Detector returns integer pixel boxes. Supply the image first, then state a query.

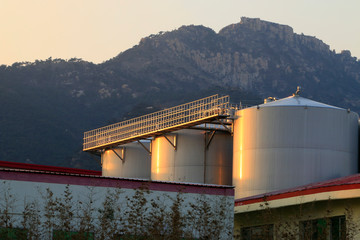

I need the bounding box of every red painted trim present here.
[0,169,234,196]
[235,184,360,206]
[0,160,101,176]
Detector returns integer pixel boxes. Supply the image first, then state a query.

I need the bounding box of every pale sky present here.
[1,0,359,66]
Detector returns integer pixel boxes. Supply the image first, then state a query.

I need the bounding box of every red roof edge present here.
[235,174,360,207]
[0,160,102,176]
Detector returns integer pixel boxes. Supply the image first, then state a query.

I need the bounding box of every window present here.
[241,224,274,240]
[53,230,94,240]
[331,216,346,240]
[300,216,345,240]
[0,228,27,239]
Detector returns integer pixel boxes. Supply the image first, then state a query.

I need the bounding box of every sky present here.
[1,0,359,66]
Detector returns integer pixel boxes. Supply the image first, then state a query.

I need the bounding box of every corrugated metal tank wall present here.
[151,129,232,185]
[102,141,151,179]
[233,96,359,199]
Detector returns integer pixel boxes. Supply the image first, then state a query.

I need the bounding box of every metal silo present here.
[205,131,233,185]
[102,141,151,179]
[151,129,232,185]
[233,94,359,199]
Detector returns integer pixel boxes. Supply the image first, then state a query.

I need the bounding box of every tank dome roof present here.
[258,95,343,109]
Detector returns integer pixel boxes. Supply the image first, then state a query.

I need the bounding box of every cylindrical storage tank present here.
[205,131,233,185]
[151,129,232,185]
[233,95,359,199]
[102,141,151,179]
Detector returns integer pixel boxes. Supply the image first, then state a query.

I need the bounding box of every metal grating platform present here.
[83,95,230,152]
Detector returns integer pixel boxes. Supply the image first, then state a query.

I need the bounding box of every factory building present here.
[0,161,234,239]
[1,90,360,239]
[234,174,360,239]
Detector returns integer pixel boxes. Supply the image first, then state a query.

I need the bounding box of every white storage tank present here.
[151,129,232,185]
[205,131,233,185]
[233,94,359,199]
[102,141,151,179]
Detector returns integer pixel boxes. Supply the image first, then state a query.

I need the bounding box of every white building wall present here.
[0,169,234,239]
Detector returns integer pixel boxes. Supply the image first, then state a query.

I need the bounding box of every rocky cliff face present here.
[104,17,360,109]
[1,17,359,169]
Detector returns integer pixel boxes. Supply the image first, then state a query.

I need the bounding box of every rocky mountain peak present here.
[240,17,294,36]
[219,17,330,54]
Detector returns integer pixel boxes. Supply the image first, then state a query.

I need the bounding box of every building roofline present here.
[0,160,102,176]
[234,174,360,213]
[0,168,234,196]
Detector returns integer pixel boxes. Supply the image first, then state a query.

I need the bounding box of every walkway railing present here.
[83,95,230,151]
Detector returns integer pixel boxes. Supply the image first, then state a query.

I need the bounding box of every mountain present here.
[1,17,359,170]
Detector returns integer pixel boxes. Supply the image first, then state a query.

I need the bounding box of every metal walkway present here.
[83,95,230,152]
